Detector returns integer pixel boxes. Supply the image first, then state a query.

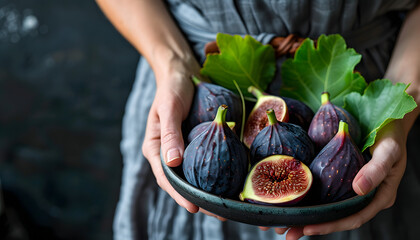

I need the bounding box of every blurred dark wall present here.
[0,0,139,239]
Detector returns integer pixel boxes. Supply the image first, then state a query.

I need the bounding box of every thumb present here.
[160,105,186,167]
[353,136,401,195]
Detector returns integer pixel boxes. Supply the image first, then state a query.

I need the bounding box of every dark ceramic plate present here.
[162,158,376,227]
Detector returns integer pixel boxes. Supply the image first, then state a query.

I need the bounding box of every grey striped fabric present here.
[113,0,420,239]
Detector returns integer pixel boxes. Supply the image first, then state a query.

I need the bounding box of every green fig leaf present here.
[344,79,417,151]
[280,34,367,112]
[200,33,276,98]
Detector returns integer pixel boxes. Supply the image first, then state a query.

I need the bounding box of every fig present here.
[187,121,236,143]
[308,92,361,150]
[183,76,243,133]
[250,109,315,166]
[182,105,248,197]
[309,121,366,203]
[282,96,314,131]
[243,86,289,148]
[239,155,312,206]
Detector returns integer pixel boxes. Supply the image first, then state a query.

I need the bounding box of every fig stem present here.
[248,86,265,99]
[214,105,228,124]
[226,121,236,130]
[266,109,278,125]
[321,92,330,105]
[338,121,349,134]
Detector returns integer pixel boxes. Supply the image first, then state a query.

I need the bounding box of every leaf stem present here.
[233,80,246,142]
[191,75,201,86]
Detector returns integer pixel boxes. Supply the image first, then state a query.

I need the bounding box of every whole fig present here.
[187,121,236,143]
[183,105,248,197]
[309,121,366,204]
[308,92,361,150]
[250,109,315,166]
[282,96,314,131]
[183,76,243,133]
[239,155,312,206]
[243,86,289,148]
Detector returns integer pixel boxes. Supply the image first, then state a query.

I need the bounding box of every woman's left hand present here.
[269,119,407,239]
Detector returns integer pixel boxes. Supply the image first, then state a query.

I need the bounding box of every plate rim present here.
[161,157,376,226]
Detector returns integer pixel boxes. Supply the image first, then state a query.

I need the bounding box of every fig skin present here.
[183,76,243,134]
[308,92,361,150]
[183,105,248,198]
[250,109,315,166]
[239,155,313,206]
[282,96,314,131]
[187,121,236,143]
[243,86,289,148]
[309,121,366,204]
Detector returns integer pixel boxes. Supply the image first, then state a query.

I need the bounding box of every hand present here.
[141,57,230,222]
[271,120,407,239]
[142,55,200,213]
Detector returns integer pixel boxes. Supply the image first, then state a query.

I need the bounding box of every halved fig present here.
[309,121,366,203]
[239,155,312,206]
[308,92,361,150]
[250,109,314,165]
[243,86,289,148]
[183,105,248,198]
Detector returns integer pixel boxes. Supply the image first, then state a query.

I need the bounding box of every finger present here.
[258,226,270,231]
[159,99,186,167]
[148,149,199,213]
[274,227,289,235]
[143,110,199,214]
[303,159,404,236]
[353,135,402,195]
[286,227,304,240]
[199,208,227,221]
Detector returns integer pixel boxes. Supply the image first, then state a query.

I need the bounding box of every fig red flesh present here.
[243,86,288,148]
[240,155,312,206]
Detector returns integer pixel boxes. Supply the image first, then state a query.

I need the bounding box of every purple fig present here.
[308,92,361,150]
[282,97,314,131]
[183,105,248,197]
[187,121,236,143]
[243,86,289,148]
[309,121,366,203]
[250,109,315,166]
[183,76,243,133]
[239,155,313,206]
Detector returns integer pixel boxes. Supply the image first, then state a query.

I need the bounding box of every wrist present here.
[151,46,200,85]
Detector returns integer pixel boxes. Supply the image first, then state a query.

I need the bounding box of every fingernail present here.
[304,230,321,236]
[167,148,181,164]
[356,176,372,195]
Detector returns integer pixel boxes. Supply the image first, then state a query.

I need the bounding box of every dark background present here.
[0,0,139,239]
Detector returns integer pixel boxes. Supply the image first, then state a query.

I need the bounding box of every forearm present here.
[385,3,420,134]
[95,0,196,84]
